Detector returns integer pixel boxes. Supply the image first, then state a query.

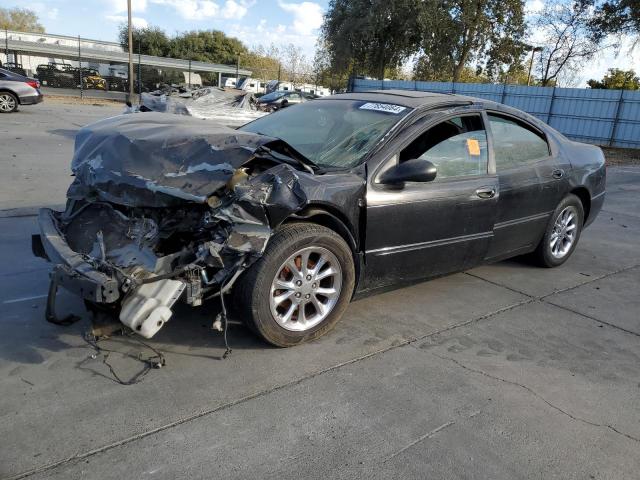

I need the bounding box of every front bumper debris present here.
[33,208,120,304]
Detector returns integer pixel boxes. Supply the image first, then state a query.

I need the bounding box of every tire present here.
[534,193,584,267]
[0,91,18,113]
[234,222,355,347]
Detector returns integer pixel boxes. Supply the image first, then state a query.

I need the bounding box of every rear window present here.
[488,114,550,169]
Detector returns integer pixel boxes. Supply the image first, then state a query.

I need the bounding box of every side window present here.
[488,114,549,170]
[400,115,488,180]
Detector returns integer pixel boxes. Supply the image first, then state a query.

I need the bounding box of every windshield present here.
[240,99,411,168]
[260,91,286,102]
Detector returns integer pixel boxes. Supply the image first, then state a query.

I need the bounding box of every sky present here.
[6,0,640,86]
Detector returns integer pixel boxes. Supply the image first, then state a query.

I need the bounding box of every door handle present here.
[476,187,496,199]
[552,169,565,179]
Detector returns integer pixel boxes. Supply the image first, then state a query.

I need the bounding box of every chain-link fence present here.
[1,29,251,101]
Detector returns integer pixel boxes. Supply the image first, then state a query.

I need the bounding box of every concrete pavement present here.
[0,103,638,479]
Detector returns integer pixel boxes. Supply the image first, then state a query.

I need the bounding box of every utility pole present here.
[138,36,142,101]
[4,28,8,64]
[236,54,240,86]
[127,0,134,101]
[78,36,83,100]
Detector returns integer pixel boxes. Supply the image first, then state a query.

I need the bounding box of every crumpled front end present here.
[34,113,310,338]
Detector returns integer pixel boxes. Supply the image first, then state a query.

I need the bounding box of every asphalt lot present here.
[1,102,639,479]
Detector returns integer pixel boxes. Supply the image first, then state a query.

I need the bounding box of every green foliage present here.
[242,44,281,82]
[322,0,422,78]
[168,30,247,64]
[119,26,171,57]
[118,26,247,64]
[416,0,526,82]
[321,0,526,83]
[590,0,640,40]
[0,7,44,33]
[587,68,640,89]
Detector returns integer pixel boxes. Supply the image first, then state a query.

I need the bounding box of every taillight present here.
[26,80,40,89]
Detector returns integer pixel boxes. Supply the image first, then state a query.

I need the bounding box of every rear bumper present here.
[585,190,605,228]
[19,92,44,105]
[32,208,120,303]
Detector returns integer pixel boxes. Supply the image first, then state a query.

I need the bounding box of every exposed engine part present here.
[119,279,186,338]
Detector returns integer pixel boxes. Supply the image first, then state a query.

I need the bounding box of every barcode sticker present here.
[359,103,407,114]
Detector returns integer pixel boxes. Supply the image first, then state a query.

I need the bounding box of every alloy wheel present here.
[269,246,342,332]
[550,206,578,259]
[0,93,16,112]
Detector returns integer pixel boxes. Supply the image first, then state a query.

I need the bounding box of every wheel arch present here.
[0,88,20,104]
[283,205,362,292]
[570,186,591,223]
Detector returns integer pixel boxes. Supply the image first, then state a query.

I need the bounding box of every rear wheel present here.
[0,92,18,113]
[234,222,355,347]
[534,194,584,267]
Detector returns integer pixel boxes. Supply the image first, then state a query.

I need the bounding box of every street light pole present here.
[527,47,543,86]
[127,0,134,101]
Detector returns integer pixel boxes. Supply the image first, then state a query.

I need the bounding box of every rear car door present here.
[364,112,499,290]
[484,112,570,261]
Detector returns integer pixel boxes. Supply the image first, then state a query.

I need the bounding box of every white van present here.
[221,77,237,88]
[237,77,264,93]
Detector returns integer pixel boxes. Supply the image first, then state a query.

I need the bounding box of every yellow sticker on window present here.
[467,138,481,156]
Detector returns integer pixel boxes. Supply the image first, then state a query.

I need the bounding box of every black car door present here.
[484,112,571,261]
[364,111,499,290]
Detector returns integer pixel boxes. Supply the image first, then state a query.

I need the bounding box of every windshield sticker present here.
[359,103,407,114]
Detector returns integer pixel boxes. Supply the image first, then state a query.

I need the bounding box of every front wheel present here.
[234,222,355,347]
[534,194,584,267]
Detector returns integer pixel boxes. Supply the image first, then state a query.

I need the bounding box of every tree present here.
[169,30,247,64]
[118,25,171,57]
[311,41,350,92]
[0,7,44,33]
[279,43,311,86]
[587,68,640,89]
[533,0,603,86]
[242,44,281,85]
[322,0,422,79]
[415,0,526,82]
[590,0,640,43]
[117,26,248,65]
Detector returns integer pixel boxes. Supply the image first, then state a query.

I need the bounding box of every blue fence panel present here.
[351,78,640,149]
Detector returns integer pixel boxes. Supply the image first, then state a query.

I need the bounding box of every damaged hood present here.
[68,112,276,207]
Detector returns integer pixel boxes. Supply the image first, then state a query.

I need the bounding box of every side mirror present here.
[379,159,437,185]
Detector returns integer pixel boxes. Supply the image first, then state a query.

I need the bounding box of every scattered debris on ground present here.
[602,147,640,166]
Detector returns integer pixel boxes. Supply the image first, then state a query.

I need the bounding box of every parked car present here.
[77,68,107,90]
[256,90,308,111]
[104,75,128,92]
[35,63,75,88]
[33,90,605,346]
[0,67,43,113]
[0,61,27,76]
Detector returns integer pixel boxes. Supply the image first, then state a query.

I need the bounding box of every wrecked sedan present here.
[33,90,606,347]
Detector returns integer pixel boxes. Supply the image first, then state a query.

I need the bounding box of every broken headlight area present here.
[35,113,310,339]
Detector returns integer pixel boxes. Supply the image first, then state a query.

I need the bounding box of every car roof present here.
[0,67,26,79]
[323,89,478,108]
